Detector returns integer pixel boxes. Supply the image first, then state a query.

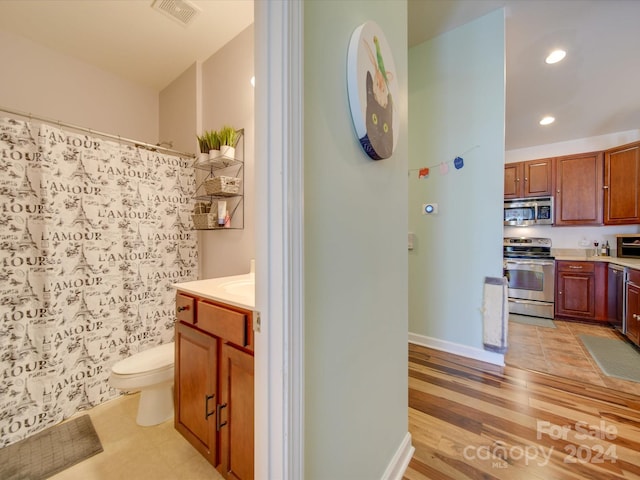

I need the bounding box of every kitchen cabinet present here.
[555,261,607,322]
[625,268,640,346]
[604,141,640,225]
[175,292,254,479]
[504,158,554,199]
[554,151,604,226]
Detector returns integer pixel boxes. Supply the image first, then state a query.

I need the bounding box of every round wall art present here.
[347,21,399,160]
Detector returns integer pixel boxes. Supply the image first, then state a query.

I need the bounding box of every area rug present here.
[0,414,103,480]
[579,334,640,383]
[509,314,556,329]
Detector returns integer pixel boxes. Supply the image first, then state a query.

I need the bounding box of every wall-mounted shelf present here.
[192,129,244,230]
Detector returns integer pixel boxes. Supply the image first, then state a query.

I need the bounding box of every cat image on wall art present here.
[347,21,399,160]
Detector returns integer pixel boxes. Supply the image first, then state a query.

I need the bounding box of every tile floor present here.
[506,317,640,396]
[49,393,223,480]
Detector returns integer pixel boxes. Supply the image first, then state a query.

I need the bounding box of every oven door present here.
[504,259,555,319]
[503,259,555,302]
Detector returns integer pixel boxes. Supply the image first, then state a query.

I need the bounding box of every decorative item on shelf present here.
[191,200,217,229]
[218,125,239,159]
[196,133,210,165]
[205,129,221,160]
[204,176,242,196]
[194,201,211,214]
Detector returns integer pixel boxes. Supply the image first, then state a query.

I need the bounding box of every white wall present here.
[504,129,640,251]
[408,10,505,362]
[304,2,409,478]
[198,25,255,279]
[0,29,158,142]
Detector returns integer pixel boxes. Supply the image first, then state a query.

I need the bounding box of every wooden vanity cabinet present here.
[555,261,607,322]
[175,292,254,480]
[504,158,554,199]
[604,141,640,225]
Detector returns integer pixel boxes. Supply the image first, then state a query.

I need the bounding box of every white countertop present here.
[173,273,255,310]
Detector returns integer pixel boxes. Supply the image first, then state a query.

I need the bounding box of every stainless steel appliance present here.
[504,196,554,226]
[503,237,555,319]
[607,263,626,333]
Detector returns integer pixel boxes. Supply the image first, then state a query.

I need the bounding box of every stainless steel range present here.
[503,237,555,319]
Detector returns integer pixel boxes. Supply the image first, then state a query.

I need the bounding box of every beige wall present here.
[159,63,198,155]
[0,29,158,142]
[198,25,255,278]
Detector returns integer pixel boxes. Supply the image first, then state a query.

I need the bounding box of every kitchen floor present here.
[506,317,640,396]
[49,393,223,480]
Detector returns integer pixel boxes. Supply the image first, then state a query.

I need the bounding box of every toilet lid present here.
[112,342,174,375]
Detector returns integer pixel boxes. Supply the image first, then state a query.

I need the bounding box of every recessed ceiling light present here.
[545,49,566,64]
[539,116,555,126]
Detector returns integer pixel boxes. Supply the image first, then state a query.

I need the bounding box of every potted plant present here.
[196,133,210,164]
[218,125,238,159]
[205,129,221,160]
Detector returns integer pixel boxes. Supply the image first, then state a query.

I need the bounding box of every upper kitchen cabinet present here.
[604,141,640,225]
[554,151,604,226]
[504,158,554,199]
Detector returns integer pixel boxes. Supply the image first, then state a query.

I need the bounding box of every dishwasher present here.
[607,263,626,333]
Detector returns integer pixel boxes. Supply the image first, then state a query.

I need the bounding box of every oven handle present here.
[504,260,555,267]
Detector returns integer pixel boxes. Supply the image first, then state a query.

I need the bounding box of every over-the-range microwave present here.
[504,196,554,226]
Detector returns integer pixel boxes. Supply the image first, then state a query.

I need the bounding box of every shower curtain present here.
[0,116,198,446]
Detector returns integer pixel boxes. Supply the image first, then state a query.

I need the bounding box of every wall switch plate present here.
[422,203,438,215]
[408,232,415,250]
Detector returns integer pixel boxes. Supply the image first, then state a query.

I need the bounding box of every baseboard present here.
[409,332,505,366]
[381,432,415,480]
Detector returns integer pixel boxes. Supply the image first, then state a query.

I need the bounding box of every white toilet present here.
[109,342,175,426]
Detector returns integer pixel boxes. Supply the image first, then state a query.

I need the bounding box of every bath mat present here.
[0,414,103,480]
[509,314,556,329]
[579,334,640,383]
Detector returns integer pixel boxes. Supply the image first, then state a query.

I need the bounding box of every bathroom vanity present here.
[173,274,255,480]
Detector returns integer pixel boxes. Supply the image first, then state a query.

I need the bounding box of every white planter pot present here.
[196,152,209,165]
[220,145,235,159]
[209,149,221,160]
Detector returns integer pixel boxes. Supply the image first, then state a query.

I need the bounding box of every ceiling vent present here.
[151,0,201,26]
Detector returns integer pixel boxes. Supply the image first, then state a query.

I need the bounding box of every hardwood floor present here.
[405,343,640,479]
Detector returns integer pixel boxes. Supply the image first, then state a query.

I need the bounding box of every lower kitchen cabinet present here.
[626,269,640,346]
[175,293,254,480]
[555,261,607,322]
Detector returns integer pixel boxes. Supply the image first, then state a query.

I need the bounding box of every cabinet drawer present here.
[176,294,195,324]
[557,261,595,273]
[628,268,640,286]
[198,301,247,347]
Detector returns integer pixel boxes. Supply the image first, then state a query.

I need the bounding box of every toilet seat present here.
[111,342,174,376]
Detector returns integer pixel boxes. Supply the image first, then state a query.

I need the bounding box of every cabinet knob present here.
[603,185,609,189]
[559,291,563,295]
[557,189,561,193]
[177,305,190,312]
[524,177,528,182]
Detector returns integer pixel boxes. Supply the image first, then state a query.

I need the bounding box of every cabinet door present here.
[556,262,595,319]
[523,158,553,197]
[219,344,254,480]
[555,152,604,226]
[504,162,523,199]
[175,322,218,467]
[626,277,640,346]
[604,142,640,225]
